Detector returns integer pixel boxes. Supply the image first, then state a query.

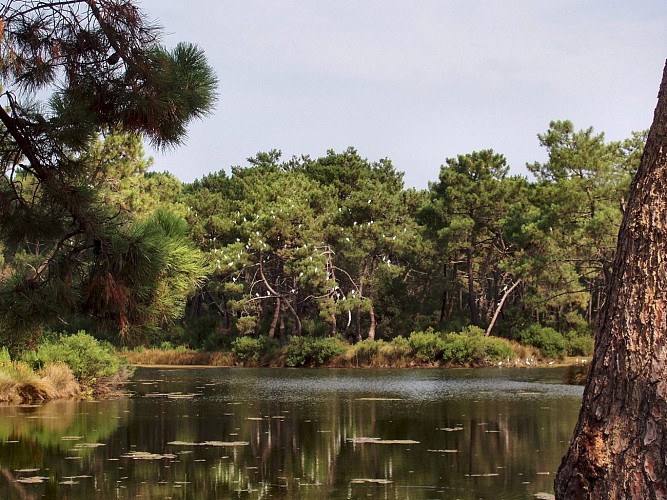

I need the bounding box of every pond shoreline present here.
[122,348,590,370]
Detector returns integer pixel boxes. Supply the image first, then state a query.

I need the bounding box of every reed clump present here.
[122,348,231,366]
[0,360,80,404]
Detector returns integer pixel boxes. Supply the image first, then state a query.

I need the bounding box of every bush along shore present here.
[0,332,133,404]
[123,325,592,370]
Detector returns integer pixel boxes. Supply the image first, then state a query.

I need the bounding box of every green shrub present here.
[441,327,514,365]
[459,325,486,337]
[231,336,262,363]
[353,338,380,364]
[408,328,445,362]
[375,336,411,364]
[231,336,280,365]
[566,334,594,356]
[0,348,11,367]
[284,336,347,367]
[389,336,411,354]
[21,331,123,385]
[517,325,567,359]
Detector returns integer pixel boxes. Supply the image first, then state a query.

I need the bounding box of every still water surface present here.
[0,367,582,499]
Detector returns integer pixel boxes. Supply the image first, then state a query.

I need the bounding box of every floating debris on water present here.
[350,478,393,484]
[427,449,459,453]
[61,436,83,440]
[356,398,403,401]
[167,441,249,447]
[465,473,500,477]
[16,476,49,484]
[74,443,106,449]
[144,392,200,399]
[438,427,464,432]
[347,437,419,445]
[120,451,177,460]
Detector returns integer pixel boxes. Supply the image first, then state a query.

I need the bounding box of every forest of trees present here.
[1,121,646,352]
[0,0,646,356]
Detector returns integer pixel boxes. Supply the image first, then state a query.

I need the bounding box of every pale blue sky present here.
[139,1,667,189]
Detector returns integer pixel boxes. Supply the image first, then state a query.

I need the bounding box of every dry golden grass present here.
[122,349,234,367]
[0,362,85,404]
[40,363,80,399]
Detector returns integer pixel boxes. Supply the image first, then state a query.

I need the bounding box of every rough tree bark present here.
[555,60,667,498]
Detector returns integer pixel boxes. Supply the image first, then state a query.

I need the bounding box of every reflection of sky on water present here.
[181,367,584,404]
[0,367,581,499]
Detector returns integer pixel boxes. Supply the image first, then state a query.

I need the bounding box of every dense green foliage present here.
[0,331,130,403]
[283,337,348,367]
[0,3,645,361]
[21,331,124,385]
[0,1,216,349]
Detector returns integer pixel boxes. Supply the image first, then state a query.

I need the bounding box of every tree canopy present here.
[0,0,217,348]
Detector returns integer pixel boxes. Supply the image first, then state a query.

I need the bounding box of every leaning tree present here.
[0,1,217,345]
[555,60,667,497]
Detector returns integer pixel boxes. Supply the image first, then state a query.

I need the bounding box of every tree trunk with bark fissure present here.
[555,60,667,498]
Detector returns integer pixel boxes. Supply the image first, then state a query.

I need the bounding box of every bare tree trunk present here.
[439,263,448,323]
[466,247,480,326]
[331,312,337,337]
[268,298,280,339]
[555,60,667,499]
[279,302,286,340]
[368,301,376,341]
[485,279,521,337]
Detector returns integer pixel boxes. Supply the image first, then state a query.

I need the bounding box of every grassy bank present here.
[124,326,588,369]
[0,332,132,404]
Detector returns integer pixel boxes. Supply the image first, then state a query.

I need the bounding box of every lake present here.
[0,367,582,499]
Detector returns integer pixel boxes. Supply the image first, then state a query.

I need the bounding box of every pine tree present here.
[555,60,667,498]
[0,0,216,347]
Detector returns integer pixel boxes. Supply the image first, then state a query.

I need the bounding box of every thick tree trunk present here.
[555,60,667,498]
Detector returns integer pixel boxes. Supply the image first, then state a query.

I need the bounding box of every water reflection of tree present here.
[0,370,581,499]
[0,398,130,498]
